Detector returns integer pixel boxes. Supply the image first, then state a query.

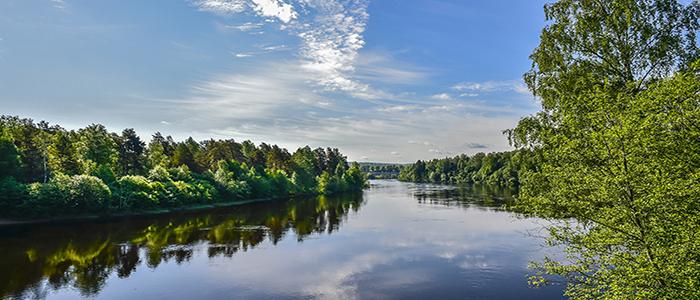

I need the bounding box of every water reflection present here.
[0,194,364,299]
[407,182,517,209]
[0,180,563,300]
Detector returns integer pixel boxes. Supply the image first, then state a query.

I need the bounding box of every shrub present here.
[148,165,171,182]
[24,175,111,215]
[25,182,68,216]
[63,175,112,213]
[0,177,27,215]
[114,175,158,210]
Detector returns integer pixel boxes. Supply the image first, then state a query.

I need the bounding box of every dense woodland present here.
[0,116,366,218]
[398,150,533,187]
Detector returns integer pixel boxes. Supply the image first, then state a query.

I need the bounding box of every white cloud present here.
[250,0,297,23]
[452,80,529,95]
[195,0,380,100]
[194,0,247,14]
[378,105,418,112]
[262,44,288,51]
[195,0,296,23]
[234,52,253,58]
[354,51,429,85]
[50,0,67,10]
[228,22,264,31]
[459,93,479,97]
[296,1,373,98]
[430,93,452,101]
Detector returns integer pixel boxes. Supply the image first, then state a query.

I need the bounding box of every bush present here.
[63,175,112,213]
[25,182,68,215]
[89,164,117,186]
[24,175,111,215]
[342,165,366,191]
[148,165,171,182]
[267,169,291,197]
[214,160,252,200]
[114,176,158,209]
[0,177,27,215]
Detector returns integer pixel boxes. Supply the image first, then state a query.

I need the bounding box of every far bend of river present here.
[0,180,565,300]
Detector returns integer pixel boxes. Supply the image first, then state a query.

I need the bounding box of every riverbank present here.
[0,192,345,227]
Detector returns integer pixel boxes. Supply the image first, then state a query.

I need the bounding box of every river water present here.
[0,180,564,299]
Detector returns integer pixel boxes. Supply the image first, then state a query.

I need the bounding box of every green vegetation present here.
[398,150,533,188]
[0,116,367,219]
[508,0,700,299]
[358,162,404,179]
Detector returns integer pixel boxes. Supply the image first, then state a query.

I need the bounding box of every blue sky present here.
[0,0,549,162]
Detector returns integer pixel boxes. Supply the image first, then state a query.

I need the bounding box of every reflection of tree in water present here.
[412,184,516,209]
[0,193,364,299]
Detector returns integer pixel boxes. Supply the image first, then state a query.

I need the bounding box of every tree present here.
[0,116,51,182]
[172,138,202,172]
[146,132,175,168]
[117,128,146,175]
[77,124,118,172]
[200,139,243,171]
[0,115,367,218]
[0,134,21,179]
[509,1,700,298]
[48,130,81,176]
[291,146,318,192]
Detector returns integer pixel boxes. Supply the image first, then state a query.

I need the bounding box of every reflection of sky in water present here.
[14,180,563,300]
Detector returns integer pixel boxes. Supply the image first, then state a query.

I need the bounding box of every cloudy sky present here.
[0,0,547,163]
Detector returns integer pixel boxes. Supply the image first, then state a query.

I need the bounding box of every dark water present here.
[0,180,564,300]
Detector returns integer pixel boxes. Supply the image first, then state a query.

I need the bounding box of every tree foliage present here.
[0,117,367,218]
[510,0,700,298]
[398,151,532,188]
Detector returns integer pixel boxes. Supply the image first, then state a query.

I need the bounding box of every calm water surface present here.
[0,180,564,299]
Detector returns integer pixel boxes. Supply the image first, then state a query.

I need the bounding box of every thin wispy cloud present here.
[261,44,287,51]
[194,0,247,14]
[431,93,452,100]
[194,0,384,100]
[50,0,67,10]
[452,80,530,95]
[355,52,430,85]
[226,22,264,31]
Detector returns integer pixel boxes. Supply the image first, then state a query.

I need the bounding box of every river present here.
[0,180,564,299]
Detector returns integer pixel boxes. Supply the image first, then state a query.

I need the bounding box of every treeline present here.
[0,116,366,218]
[398,150,533,187]
[358,163,404,179]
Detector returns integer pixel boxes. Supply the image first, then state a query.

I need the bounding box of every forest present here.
[398,150,533,188]
[0,116,366,218]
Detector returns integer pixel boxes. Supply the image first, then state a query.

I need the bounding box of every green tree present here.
[0,134,21,179]
[77,124,118,172]
[48,130,81,176]
[172,138,201,172]
[146,132,175,169]
[117,128,146,175]
[509,1,700,298]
